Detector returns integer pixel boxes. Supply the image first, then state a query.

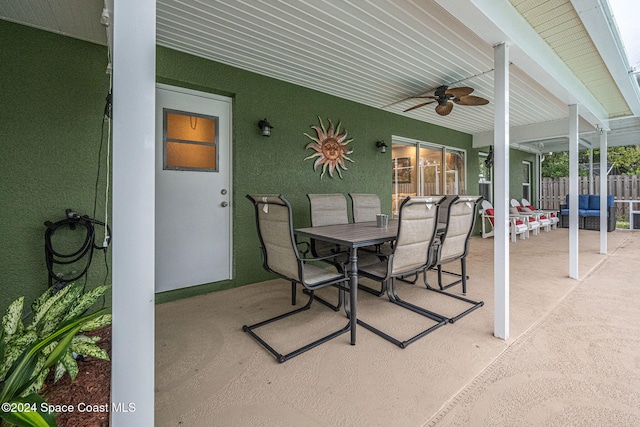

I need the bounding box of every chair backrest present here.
[246,194,300,281]
[438,194,459,226]
[390,196,444,276]
[481,200,494,225]
[438,196,483,263]
[521,198,531,207]
[349,193,381,223]
[510,199,520,207]
[307,194,349,226]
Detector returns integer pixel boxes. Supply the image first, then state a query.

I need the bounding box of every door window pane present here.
[446,148,465,195]
[391,143,417,216]
[391,139,466,217]
[164,109,218,171]
[419,146,442,196]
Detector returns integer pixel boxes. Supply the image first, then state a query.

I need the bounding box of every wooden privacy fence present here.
[540,175,640,219]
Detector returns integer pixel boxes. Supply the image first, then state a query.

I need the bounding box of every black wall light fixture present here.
[376,140,388,153]
[258,119,273,137]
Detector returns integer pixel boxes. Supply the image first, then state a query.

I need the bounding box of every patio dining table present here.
[295,219,398,345]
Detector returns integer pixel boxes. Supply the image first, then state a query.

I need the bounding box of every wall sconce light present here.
[376,140,388,153]
[258,119,273,137]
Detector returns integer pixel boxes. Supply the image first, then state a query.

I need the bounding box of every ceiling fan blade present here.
[455,95,489,106]
[403,101,436,112]
[435,102,454,116]
[410,95,438,99]
[445,87,474,97]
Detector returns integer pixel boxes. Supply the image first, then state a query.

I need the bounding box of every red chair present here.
[481,200,528,242]
[521,198,559,229]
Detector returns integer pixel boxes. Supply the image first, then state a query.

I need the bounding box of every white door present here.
[155,84,232,292]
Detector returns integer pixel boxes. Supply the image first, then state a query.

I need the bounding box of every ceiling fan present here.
[404,85,489,116]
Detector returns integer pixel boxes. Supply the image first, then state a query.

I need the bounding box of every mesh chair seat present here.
[302,263,346,287]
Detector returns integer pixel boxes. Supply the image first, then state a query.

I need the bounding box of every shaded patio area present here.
[155,230,640,426]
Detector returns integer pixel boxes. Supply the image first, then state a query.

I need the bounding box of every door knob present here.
[220,201,229,207]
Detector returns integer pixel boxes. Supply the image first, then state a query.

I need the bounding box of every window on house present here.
[479,153,492,203]
[164,109,219,171]
[522,161,531,202]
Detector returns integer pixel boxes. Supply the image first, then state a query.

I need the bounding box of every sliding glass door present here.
[391,137,466,217]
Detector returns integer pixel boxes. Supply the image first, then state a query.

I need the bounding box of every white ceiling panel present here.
[0,0,106,45]
[2,0,640,147]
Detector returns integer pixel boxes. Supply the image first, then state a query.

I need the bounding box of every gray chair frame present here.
[245,194,350,363]
[423,196,484,323]
[304,193,351,311]
[357,196,448,348]
[348,193,393,297]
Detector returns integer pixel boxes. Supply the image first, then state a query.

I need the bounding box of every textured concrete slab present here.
[155,230,638,426]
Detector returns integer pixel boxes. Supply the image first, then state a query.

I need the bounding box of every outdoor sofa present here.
[560,194,615,232]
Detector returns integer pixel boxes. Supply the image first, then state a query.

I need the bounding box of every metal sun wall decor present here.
[303,116,354,179]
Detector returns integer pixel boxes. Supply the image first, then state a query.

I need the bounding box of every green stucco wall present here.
[1,20,537,313]
[1,21,111,315]
[155,46,478,302]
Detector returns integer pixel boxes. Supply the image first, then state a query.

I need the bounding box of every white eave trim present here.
[570,0,640,117]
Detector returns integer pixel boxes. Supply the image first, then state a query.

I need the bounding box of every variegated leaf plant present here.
[1,283,111,427]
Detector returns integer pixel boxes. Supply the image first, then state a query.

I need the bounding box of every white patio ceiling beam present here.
[472,118,596,148]
[435,0,609,130]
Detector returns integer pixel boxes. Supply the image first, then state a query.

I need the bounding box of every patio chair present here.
[511,199,551,232]
[307,193,349,257]
[521,198,559,228]
[481,200,528,242]
[437,195,459,236]
[245,194,351,363]
[420,196,485,323]
[349,193,381,223]
[349,193,394,258]
[356,196,448,348]
[305,193,351,310]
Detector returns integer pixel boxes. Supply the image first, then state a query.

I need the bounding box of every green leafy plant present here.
[0,283,111,427]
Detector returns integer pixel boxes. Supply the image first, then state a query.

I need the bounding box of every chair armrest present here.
[295,240,310,257]
[301,252,348,263]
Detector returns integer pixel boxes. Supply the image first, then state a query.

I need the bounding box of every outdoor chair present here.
[480,200,529,242]
[421,196,485,323]
[349,193,394,258]
[509,201,541,236]
[511,199,551,232]
[521,198,559,228]
[349,193,381,223]
[306,193,351,310]
[307,193,350,257]
[356,196,448,348]
[245,194,351,363]
[437,195,459,237]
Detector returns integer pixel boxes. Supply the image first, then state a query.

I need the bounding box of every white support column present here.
[537,154,542,206]
[589,148,594,194]
[600,128,608,253]
[493,42,509,340]
[569,104,579,279]
[111,0,156,425]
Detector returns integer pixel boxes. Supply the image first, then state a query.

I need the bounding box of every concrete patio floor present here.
[155,229,640,426]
